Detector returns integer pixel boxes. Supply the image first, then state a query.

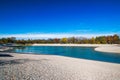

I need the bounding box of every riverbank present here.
[0,47,13,51]
[95,46,120,53]
[0,52,120,80]
[33,44,120,53]
[33,44,116,47]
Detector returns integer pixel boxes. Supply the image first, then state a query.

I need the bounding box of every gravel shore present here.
[95,46,120,53]
[0,52,120,80]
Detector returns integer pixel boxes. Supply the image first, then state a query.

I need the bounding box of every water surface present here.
[12,46,120,64]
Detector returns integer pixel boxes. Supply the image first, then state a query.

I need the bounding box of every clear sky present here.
[0,0,120,39]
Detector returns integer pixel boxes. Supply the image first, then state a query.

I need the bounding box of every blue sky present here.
[0,0,120,39]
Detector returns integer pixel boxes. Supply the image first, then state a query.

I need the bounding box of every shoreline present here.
[33,44,120,53]
[32,43,116,47]
[0,52,120,80]
[95,46,120,53]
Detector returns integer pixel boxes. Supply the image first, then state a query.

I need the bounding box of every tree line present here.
[0,34,120,45]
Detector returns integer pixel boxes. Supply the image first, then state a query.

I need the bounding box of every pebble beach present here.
[0,52,120,80]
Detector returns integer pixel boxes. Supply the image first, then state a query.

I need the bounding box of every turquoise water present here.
[12,46,120,64]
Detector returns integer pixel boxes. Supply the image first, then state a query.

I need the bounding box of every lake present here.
[12,46,120,64]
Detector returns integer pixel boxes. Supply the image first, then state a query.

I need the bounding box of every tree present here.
[53,38,60,43]
[89,37,95,44]
[113,34,119,44]
[95,36,107,44]
[106,36,114,44]
[68,37,76,43]
[61,38,68,43]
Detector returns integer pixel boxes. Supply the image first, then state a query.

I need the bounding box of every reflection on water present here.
[12,46,120,64]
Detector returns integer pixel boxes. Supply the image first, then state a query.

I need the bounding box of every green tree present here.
[95,36,107,44]
[89,37,95,44]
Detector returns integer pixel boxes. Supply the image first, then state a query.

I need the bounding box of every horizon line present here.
[0,33,118,39]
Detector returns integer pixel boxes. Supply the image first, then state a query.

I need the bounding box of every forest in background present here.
[0,34,120,45]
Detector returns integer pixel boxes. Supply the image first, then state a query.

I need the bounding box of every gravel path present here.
[0,53,120,80]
